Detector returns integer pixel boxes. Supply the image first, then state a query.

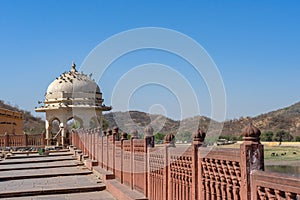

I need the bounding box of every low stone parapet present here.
[251,170,300,199]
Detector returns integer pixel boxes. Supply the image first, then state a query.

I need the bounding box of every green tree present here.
[154,132,165,144]
[273,130,293,145]
[237,135,243,141]
[102,118,109,130]
[71,120,81,129]
[294,136,300,142]
[260,131,274,141]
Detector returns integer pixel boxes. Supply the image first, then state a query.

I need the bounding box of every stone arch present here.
[67,116,83,130]
[65,116,83,145]
[49,117,61,135]
[46,117,61,146]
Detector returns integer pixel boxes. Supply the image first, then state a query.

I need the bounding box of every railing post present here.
[130,130,138,192]
[70,130,74,146]
[121,132,128,184]
[164,133,175,200]
[106,128,112,171]
[192,128,206,200]
[78,130,81,148]
[95,128,99,163]
[86,130,89,158]
[73,130,77,146]
[100,132,104,168]
[130,134,135,190]
[85,130,88,157]
[92,129,95,160]
[144,126,154,198]
[76,130,79,149]
[139,129,149,197]
[87,130,90,158]
[69,130,72,146]
[113,126,119,141]
[94,129,97,160]
[23,133,28,147]
[91,129,95,160]
[83,130,86,156]
[89,130,93,159]
[144,126,154,148]
[79,130,82,152]
[4,132,9,147]
[76,130,79,148]
[240,123,264,200]
[112,127,118,174]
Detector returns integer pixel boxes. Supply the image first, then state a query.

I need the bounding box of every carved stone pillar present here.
[164,133,175,147]
[45,120,51,146]
[113,126,119,141]
[107,128,112,136]
[121,132,128,141]
[164,133,175,200]
[193,128,206,200]
[144,126,154,147]
[193,128,206,146]
[60,122,66,147]
[240,123,264,200]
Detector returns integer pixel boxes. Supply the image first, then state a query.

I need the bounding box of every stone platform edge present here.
[69,146,147,200]
[92,166,147,200]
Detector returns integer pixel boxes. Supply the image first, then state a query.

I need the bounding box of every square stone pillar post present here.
[164,133,175,200]
[120,132,128,184]
[4,132,9,147]
[192,128,206,200]
[23,133,28,147]
[240,123,264,200]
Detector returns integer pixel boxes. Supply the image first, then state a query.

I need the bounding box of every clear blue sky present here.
[0,0,300,120]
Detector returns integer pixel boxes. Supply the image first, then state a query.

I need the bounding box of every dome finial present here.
[71,61,77,72]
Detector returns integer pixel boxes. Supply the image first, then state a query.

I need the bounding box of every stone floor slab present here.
[0,166,91,180]
[0,160,82,171]
[9,152,73,159]
[4,191,116,200]
[0,174,105,198]
[0,149,116,199]
[0,156,74,165]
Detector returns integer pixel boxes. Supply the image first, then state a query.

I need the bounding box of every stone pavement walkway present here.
[4,191,115,200]
[0,166,91,180]
[0,150,115,199]
[0,160,82,171]
[0,155,74,165]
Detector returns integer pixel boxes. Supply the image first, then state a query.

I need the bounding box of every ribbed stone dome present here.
[36,62,111,112]
[46,62,101,99]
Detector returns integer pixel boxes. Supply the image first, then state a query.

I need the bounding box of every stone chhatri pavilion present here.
[35,62,111,146]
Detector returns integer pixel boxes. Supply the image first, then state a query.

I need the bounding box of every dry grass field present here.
[216,142,300,166]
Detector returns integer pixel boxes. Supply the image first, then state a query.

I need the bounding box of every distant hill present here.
[1,98,300,138]
[0,100,44,134]
[103,111,180,135]
[222,102,300,137]
[103,111,220,139]
[104,102,300,138]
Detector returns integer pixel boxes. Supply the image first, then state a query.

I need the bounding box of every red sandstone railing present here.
[199,148,242,199]
[0,133,45,148]
[251,170,300,200]
[70,124,299,200]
